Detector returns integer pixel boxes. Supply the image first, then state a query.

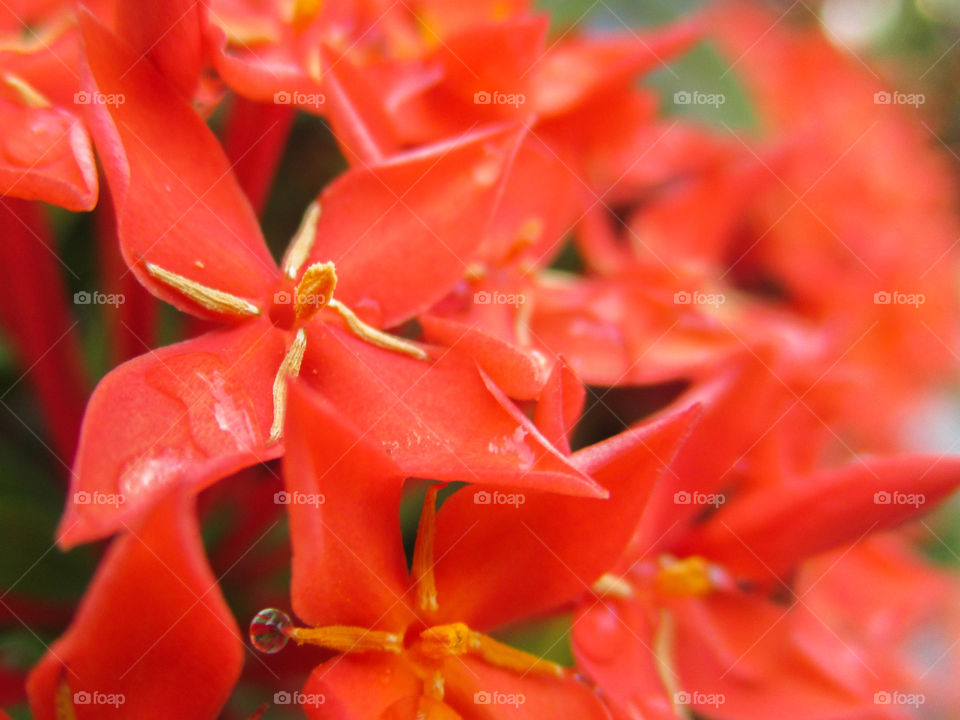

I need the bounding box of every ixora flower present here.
[568,367,960,720]
[27,492,243,720]
[0,2,97,210]
[58,14,605,549]
[245,379,700,718]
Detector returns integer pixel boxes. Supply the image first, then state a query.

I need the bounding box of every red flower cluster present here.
[1,1,959,718]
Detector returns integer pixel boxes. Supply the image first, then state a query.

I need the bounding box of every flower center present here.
[140,201,429,445]
[250,486,567,705]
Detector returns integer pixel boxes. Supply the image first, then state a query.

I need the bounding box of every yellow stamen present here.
[55,679,77,720]
[289,624,402,653]
[593,573,634,598]
[656,555,715,597]
[282,201,321,280]
[328,299,428,360]
[514,291,533,347]
[413,485,441,614]
[653,609,687,716]
[289,0,323,28]
[144,262,261,317]
[267,328,307,444]
[294,261,335,321]
[4,73,51,108]
[419,623,567,678]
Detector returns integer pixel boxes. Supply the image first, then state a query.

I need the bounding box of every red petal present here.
[79,10,280,317]
[431,403,701,630]
[59,318,285,548]
[27,492,243,720]
[308,124,526,328]
[301,655,422,720]
[114,0,206,100]
[0,96,97,211]
[440,655,610,720]
[284,380,415,629]
[686,456,960,583]
[305,323,602,497]
[420,315,549,400]
[572,599,675,720]
[533,358,585,456]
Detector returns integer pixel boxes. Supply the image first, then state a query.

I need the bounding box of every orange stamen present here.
[294,262,336,321]
[413,484,441,613]
[289,624,402,654]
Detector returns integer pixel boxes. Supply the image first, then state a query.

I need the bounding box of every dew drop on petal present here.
[249,608,292,653]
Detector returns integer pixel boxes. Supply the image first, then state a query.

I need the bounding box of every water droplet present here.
[249,608,292,654]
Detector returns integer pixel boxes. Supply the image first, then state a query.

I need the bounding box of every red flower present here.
[249,377,700,717]
[59,13,603,548]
